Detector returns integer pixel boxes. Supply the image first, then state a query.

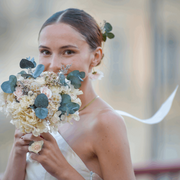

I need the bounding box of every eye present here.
[40,50,51,55]
[63,50,75,55]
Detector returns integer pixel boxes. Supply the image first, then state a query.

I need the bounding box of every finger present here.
[15,137,32,147]
[14,129,26,138]
[30,152,41,162]
[16,138,32,146]
[23,133,43,142]
[40,132,55,142]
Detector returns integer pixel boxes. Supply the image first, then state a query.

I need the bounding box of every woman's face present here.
[38,23,94,77]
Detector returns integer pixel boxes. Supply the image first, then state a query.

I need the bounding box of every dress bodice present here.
[25,131,103,180]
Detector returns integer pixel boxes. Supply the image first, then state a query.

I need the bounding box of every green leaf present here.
[20,59,35,69]
[107,32,115,39]
[61,94,71,105]
[104,22,112,32]
[59,74,68,86]
[67,70,79,79]
[67,70,85,88]
[1,75,17,93]
[68,76,81,89]
[35,107,48,119]
[1,81,12,93]
[66,102,80,114]
[21,74,34,79]
[18,71,27,75]
[34,93,49,108]
[33,64,45,78]
[29,57,36,68]
[9,75,17,92]
[79,72,85,79]
[58,105,67,114]
[102,34,107,42]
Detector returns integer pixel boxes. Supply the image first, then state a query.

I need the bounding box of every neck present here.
[78,76,97,112]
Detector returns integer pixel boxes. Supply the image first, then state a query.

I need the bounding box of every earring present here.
[89,68,104,81]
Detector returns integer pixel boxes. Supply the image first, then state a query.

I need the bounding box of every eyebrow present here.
[39,45,78,49]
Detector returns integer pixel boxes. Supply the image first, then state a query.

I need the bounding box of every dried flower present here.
[28,140,44,154]
[89,70,104,81]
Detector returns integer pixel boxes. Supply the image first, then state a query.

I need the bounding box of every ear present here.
[90,47,103,68]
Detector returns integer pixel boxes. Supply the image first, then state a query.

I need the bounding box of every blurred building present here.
[0,0,180,179]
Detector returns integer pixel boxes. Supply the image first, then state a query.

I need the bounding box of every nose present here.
[48,54,62,74]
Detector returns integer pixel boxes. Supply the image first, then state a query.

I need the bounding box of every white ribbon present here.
[116,85,179,124]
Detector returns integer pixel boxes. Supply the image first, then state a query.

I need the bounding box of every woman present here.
[3,8,136,180]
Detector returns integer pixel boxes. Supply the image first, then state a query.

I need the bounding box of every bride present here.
[2,8,138,180]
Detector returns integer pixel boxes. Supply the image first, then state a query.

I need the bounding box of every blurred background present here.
[0,0,180,179]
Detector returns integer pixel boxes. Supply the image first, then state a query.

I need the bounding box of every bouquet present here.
[0,57,84,139]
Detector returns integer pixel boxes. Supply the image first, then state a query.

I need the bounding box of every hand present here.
[13,129,31,156]
[23,132,70,179]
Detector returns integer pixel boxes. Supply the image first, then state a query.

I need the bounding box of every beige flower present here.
[34,77,46,86]
[51,93,61,104]
[28,140,44,154]
[13,87,23,101]
[51,111,61,124]
[40,86,52,99]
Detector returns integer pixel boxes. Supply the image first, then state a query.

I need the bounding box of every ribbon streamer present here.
[116,85,179,124]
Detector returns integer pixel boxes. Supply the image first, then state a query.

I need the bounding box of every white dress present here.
[25,86,178,180]
[25,131,103,180]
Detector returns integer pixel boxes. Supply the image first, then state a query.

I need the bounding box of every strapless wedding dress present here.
[25,86,178,180]
[25,131,103,180]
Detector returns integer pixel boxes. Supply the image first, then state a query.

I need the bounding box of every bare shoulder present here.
[90,107,136,179]
[92,108,127,138]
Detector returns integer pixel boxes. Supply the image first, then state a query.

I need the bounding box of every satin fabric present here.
[25,86,178,180]
[25,131,103,180]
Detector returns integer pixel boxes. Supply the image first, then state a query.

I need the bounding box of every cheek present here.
[39,56,49,70]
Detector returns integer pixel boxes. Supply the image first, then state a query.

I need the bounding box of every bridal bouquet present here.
[0,57,84,137]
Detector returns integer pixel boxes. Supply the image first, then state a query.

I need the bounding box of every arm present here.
[3,129,29,180]
[92,111,136,180]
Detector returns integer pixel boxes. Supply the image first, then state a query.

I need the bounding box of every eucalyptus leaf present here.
[18,71,27,75]
[30,105,36,110]
[61,94,71,104]
[104,22,112,32]
[20,59,35,69]
[68,76,81,89]
[9,75,17,92]
[59,74,68,86]
[66,102,80,114]
[21,74,34,79]
[34,93,49,108]
[107,32,115,39]
[1,81,13,93]
[67,70,79,78]
[30,57,36,68]
[33,64,45,78]
[1,75,17,93]
[66,107,70,116]
[102,34,107,42]
[35,107,48,119]
[58,105,67,114]
[79,72,85,79]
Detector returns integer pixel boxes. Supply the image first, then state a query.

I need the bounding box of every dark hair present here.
[39,8,103,66]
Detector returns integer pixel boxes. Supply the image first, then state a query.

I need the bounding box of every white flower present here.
[13,87,23,101]
[51,111,61,124]
[51,93,62,104]
[34,77,46,86]
[72,98,82,107]
[28,140,44,154]
[40,86,52,99]
[89,70,104,81]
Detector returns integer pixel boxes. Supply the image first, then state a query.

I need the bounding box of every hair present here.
[38,8,104,66]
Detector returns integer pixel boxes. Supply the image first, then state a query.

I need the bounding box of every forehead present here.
[39,23,86,47]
